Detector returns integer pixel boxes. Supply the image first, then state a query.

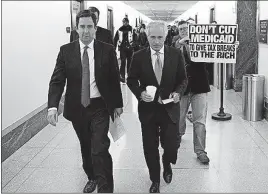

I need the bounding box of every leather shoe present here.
[162,157,172,184]
[83,180,97,193]
[149,182,160,193]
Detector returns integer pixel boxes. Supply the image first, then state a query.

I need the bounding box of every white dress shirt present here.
[79,39,101,98]
[48,39,100,112]
[150,46,164,71]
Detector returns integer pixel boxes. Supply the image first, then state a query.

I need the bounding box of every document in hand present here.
[162,98,174,104]
[109,117,126,142]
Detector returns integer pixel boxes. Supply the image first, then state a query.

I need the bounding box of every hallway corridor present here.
[2,85,268,193]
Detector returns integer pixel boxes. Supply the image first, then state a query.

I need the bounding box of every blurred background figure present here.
[136,23,149,50]
[114,17,137,84]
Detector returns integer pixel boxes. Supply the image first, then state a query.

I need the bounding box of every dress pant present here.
[119,47,133,79]
[140,103,178,182]
[72,97,113,193]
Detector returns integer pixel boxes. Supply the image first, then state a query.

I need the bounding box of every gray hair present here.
[145,20,168,37]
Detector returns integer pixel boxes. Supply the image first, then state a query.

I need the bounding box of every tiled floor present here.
[2,86,268,193]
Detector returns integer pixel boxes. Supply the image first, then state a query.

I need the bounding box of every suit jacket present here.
[127,46,188,124]
[70,26,113,45]
[48,40,123,121]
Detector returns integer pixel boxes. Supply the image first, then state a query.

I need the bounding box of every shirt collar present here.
[150,46,164,56]
[79,39,94,51]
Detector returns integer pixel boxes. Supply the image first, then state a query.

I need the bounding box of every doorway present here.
[70,0,85,30]
[107,6,114,37]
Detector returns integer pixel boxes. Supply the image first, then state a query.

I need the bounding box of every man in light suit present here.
[70,7,113,45]
[47,10,123,193]
[127,21,188,193]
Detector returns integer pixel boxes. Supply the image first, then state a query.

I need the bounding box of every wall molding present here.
[1,96,65,162]
[265,97,268,121]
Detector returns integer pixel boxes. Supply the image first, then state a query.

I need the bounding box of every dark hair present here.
[140,24,146,29]
[76,10,97,28]
[178,20,188,26]
[123,17,129,23]
[88,6,100,16]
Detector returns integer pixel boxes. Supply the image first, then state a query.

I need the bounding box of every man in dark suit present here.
[47,10,123,193]
[127,21,188,193]
[70,7,113,45]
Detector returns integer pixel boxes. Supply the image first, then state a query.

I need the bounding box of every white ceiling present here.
[123,1,198,23]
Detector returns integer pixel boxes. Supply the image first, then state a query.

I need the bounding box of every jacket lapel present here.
[94,40,103,81]
[73,40,82,77]
[160,46,173,87]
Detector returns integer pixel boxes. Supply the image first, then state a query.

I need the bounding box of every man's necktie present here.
[154,52,163,103]
[81,46,90,107]
[155,51,162,84]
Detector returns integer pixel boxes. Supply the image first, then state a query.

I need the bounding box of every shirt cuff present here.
[48,107,57,112]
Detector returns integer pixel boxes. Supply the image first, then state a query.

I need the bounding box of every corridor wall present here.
[2,1,71,130]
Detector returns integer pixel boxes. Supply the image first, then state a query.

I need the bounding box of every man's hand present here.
[170,92,181,103]
[179,36,190,44]
[114,108,123,118]
[141,91,153,102]
[47,109,58,126]
[175,36,190,49]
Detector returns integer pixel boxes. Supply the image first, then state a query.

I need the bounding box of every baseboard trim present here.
[265,98,268,121]
[1,96,65,162]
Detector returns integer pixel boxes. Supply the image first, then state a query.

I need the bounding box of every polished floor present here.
[2,85,268,193]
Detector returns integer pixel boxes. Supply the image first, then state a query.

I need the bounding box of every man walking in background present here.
[114,17,136,83]
[176,20,210,164]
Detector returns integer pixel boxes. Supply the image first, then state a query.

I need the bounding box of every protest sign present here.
[188,24,238,63]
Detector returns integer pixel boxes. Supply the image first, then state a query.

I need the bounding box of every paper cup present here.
[146,86,157,100]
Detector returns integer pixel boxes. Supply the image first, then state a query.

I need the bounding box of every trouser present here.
[119,47,133,79]
[178,93,208,156]
[72,98,113,193]
[140,104,178,182]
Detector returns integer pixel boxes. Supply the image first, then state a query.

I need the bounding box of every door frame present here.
[107,6,114,36]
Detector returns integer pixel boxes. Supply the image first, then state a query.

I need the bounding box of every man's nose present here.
[84,28,89,33]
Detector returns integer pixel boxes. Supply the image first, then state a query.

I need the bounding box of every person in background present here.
[114,17,136,83]
[127,20,187,193]
[70,7,113,45]
[164,25,173,46]
[176,20,210,164]
[132,27,140,52]
[47,10,123,193]
[137,24,149,50]
[174,19,195,123]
